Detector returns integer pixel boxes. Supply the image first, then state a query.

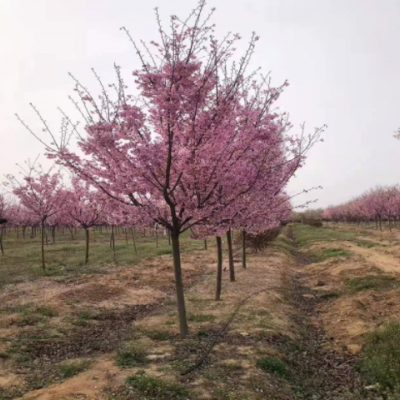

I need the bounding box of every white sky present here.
[1,0,400,208]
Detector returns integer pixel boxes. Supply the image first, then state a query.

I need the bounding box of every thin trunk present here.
[52,225,56,244]
[125,228,128,245]
[215,236,223,301]
[131,228,137,254]
[155,225,159,248]
[171,232,189,338]
[204,238,207,250]
[242,230,247,269]
[168,230,171,246]
[0,228,4,256]
[226,229,235,282]
[85,229,89,265]
[112,225,116,261]
[41,220,46,272]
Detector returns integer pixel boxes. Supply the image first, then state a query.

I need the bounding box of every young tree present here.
[7,169,65,271]
[62,178,108,264]
[17,2,323,337]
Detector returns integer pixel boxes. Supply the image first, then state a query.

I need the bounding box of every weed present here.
[16,313,44,327]
[58,359,92,379]
[357,322,400,390]
[116,343,147,368]
[35,305,58,317]
[256,357,291,380]
[146,330,173,341]
[345,275,398,293]
[196,330,208,338]
[125,372,190,399]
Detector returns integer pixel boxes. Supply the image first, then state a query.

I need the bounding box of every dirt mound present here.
[58,283,124,303]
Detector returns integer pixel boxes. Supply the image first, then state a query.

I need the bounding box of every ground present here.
[1,223,400,399]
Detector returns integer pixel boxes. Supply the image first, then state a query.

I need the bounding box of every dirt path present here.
[345,242,400,273]
[285,227,367,400]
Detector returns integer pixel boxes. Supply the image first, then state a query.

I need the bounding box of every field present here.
[2,223,400,399]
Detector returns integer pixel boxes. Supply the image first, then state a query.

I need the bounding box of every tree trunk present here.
[226,229,235,282]
[204,239,207,250]
[111,225,116,261]
[215,236,223,301]
[171,232,189,338]
[41,220,46,272]
[242,230,247,269]
[155,225,159,248]
[0,228,4,256]
[131,228,137,254]
[85,229,89,265]
[52,225,56,244]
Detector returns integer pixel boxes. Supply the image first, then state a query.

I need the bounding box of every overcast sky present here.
[1,0,400,208]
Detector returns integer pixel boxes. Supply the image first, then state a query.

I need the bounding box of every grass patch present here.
[187,313,216,323]
[35,305,58,317]
[58,359,92,379]
[156,248,173,255]
[126,372,190,399]
[294,224,357,247]
[16,313,45,327]
[0,229,203,288]
[145,330,173,341]
[256,357,291,380]
[307,248,351,263]
[357,322,400,389]
[116,343,147,368]
[345,275,398,293]
[77,309,103,320]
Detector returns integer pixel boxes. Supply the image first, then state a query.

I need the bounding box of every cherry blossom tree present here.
[17,2,323,337]
[62,178,108,264]
[7,169,65,271]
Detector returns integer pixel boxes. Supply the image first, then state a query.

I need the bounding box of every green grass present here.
[345,275,398,293]
[256,357,291,380]
[187,313,216,323]
[357,322,400,390]
[125,372,190,399]
[307,248,351,262]
[145,330,173,341]
[0,228,203,287]
[58,359,92,379]
[293,223,378,249]
[3,303,59,327]
[115,343,148,368]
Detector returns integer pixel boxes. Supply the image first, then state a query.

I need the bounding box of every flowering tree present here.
[17,3,323,337]
[322,185,400,230]
[0,194,11,255]
[7,170,65,271]
[62,178,108,264]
